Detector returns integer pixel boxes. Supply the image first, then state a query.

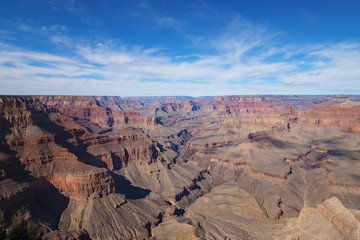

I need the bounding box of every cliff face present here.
[205,96,286,114]
[0,97,160,214]
[220,106,298,131]
[0,96,51,127]
[217,100,360,133]
[48,169,115,201]
[112,111,162,127]
[150,100,201,115]
[81,128,161,170]
[92,96,126,111]
[122,96,194,106]
[0,97,117,199]
[38,96,161,128]
[303,100,360,133]
[38,96,115,127]
[146,96,287,117]
[93,96,194,112]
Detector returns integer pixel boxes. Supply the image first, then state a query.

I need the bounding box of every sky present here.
[0,0,360,96]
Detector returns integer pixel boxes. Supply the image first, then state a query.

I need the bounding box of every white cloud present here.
[277,42,360,92]
[0,18,360,96]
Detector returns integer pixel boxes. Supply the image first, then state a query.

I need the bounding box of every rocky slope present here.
[152,184,359,240]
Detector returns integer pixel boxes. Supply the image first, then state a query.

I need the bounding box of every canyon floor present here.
[1,95,360,240]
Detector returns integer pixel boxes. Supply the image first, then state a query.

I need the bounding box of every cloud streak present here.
[0,17,360,96]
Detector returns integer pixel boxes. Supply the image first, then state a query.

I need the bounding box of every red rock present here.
[1,95,360,240]
[38,96,161,128]
[303,100,360,133]
[47,168,115,201]
[203,96,287,115]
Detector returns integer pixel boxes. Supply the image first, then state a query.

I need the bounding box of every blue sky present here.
[1,0,360,96]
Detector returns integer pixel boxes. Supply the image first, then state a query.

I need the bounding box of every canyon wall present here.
[0,95,359,239]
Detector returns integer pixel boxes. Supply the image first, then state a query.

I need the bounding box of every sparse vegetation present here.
[0,211,43,240]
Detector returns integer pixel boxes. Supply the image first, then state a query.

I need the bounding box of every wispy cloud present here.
[41,25,69,33]
[134,0,182,31]
[45,0,79,13]
[278,42,360,92]
[0,17,36,34]
[0,16,360,96]
[155,16,182,30]
[301,12,319,26]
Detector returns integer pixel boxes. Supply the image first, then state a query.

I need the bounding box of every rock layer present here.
[0,95,360,240]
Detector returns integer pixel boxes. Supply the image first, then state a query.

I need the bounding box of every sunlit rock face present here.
[1,95,360,239]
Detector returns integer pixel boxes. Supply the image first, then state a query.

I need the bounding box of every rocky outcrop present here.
[220,106,298,133]
[151,101,201,115]
[58,194,167,240]
[38,96,115,128]
[151,216,204,240]
[112,111,162,127]
[47,169,115,201]
[0,96,167,239]
[38,96,161,128]
[205,96,287,114]
[93,96,126,111]
[122,96,194,107]
[318,196,360,239]
[0,96,51,128]
[303,100,360,133]
[71,127,162,170]
[94,96,195,112]
[154,188,358,240]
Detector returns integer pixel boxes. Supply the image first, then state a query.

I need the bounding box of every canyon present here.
[0,95,360,239]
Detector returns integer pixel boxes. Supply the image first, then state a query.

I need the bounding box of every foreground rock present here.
[318,197,360,239]
[152,184,358,240]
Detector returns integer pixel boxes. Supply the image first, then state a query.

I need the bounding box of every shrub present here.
[0,213,43,240]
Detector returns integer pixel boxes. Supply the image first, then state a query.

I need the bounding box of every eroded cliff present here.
[0,95,359,240]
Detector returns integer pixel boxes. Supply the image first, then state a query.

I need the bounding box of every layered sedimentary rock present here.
[0,96,170,239]
[150,100,201,115]
[141,96,289,118]
[152,185,358,239]
[48,169,115,201]
[93,96,194,112]
[38,96,114,127]
[1,95,360,240]
[204,96,287,115]
[0,96,51,127]
[0,97,115,199]
[122,96,194,107]
[303,99,360,133]
[38,96,161,128]
[92,96,126,111]
[318,197,360,239]
[83,127,162,169]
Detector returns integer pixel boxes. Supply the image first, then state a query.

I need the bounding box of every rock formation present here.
[0,95,359,239]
